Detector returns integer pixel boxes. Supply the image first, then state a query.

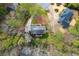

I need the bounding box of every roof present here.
[59,8,73,28]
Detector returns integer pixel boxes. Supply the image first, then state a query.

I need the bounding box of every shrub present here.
[2,37,13,50]
[64,3,79,10]
[1,34,25,51]
[31,32,63,49]
[0,29,8,40]
[18,36,26,46]
[0,33,7,40]
[7,19,22,28]
[31,33,49,47]
[72,39,79,48]
[68,19,79,36]
[0,7,7,16]
[68,26,79,36]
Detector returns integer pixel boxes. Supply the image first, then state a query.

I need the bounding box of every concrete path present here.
[25,15,34,33]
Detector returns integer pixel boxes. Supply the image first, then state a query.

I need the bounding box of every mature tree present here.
[18,3,47,16]
[65,3,79,10]
[15,3,47,26]
[0,4,8,23]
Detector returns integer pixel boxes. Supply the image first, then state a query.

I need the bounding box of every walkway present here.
[25,16,34,33]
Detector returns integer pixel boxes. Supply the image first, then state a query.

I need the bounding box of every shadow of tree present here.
[39,33,49,39]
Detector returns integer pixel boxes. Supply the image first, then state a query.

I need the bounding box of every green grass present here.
[0,29,8,40]
[31,32,63,49]
[7,19,23,28]
[68,26,79,36]
[39,33,49,39]
[32,19,37,24]
[0,7,7,16]
[1,34,25,50]
[31,33,49,47]
[52,32,63,42]
[72,39,79,48]
[68,19,79,36]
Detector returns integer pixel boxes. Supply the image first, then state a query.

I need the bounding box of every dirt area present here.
[36,16,47,25]
[70,10,79,26]
[70,18,76,26]
[32,16,47,25]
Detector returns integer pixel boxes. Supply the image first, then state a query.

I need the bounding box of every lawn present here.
[31,31,64,49]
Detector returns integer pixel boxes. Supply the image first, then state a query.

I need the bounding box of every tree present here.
[16,4,31,26]
[72,39,79,48]
[0,4,8,23]
[7,18,22,28]
[0,7,7,16]
[2,34,25,50]
[18,3,47,16]
[15,3,47,26]
[65,3,79,10]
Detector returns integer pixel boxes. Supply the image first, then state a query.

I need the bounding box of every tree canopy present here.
[0,4,8,16]
[17,3,47,16]
[65,3,79,10]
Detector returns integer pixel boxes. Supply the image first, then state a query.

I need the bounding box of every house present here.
[30,24,47,37]
[58,8,73,28]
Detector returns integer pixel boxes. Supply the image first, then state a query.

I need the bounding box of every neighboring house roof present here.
[30,24,46,35]
[59,8,73,28]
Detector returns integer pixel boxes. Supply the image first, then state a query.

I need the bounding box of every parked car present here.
[58,8,73,28]
[30,24,47,37]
